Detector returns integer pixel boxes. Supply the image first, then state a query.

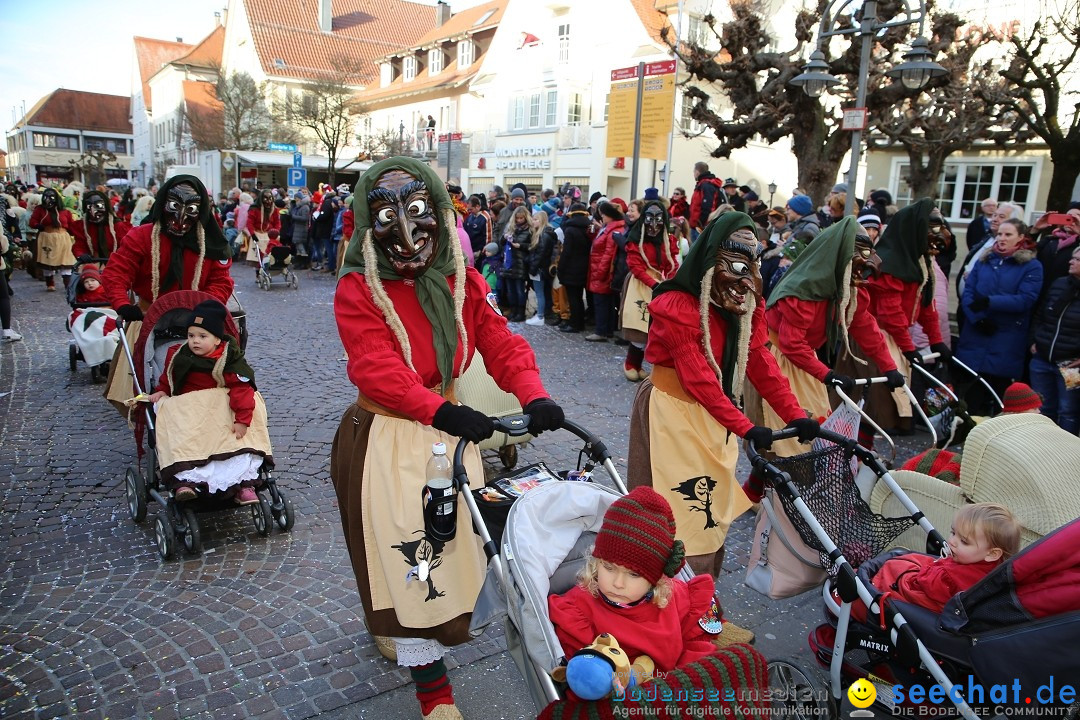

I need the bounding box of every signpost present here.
[605,60,677,198]
[437,132,463,181]
[287,167,307,189]
[293,151,303,168]
[269,142,298,152]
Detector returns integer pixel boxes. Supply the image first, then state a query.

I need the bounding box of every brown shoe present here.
[422,704,463,720]
[373,635,397,662]
[713,621,755,647]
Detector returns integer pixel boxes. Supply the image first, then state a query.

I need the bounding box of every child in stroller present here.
[255,230,299,290]
[146,299,262,505]
[67,262,120,382]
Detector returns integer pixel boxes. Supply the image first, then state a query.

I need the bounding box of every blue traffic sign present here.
[293,151,303,168]
[269,142,297,152]
[287,167,307,188]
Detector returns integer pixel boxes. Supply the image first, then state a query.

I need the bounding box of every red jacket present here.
[71,219,132,259]
[872,553,1000,614]
[100,223,234,310]
[29,206,74,233]
[765,290,897,381]
[646,291,804,436]
[155,343,256,426]
[342,209,354,242]
[587,219,625,295]
[246,205,281,235]
[548,574,719,673]
[669,197,690,221]
[867,273,944,352]
[626,236,680,288]
[689,175,723,230]
[335,267,549,425]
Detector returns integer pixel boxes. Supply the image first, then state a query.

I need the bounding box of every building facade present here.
[132,37,194,187]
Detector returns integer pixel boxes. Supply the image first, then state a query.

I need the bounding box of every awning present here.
[233,150,370,172]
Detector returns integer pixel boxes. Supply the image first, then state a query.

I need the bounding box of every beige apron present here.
[104,321,143,422]
[647,366,750,555]
[362,413,486,628]
[245,231,271,263]
[155,388,273,478]
[619,273,657,335]
[36,229,76,268]
[883,335,913,418]
[761,339,831,458]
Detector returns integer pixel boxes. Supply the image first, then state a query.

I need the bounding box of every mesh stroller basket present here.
[771,442,912,569]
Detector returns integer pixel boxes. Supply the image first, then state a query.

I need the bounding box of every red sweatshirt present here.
[765,290,897,381]
[155,343,256,426]
[71,219,132,259]
[867,273,944,352]
[29,206,74,233]
[100,223,234,310]
[872,553,1000,614]
[548,574,719,673]
[645,291,804,437]
[246,205,281,235]
[626,236,680,288]
[334,267,549,425]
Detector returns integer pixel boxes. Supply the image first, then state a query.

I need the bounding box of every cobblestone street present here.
[0,267,927,720]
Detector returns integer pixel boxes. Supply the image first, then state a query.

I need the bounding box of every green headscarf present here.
[768,217,858,308]
[654,212,758,398]
[338,156,460,392]
[875,197,934,289]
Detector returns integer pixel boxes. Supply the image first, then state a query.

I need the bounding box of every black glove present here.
[77,254,93,265]
[885,369,907,389]
[969,296,989,313]
[744,425,774,451]
[523,397,564,435]
[929,342,953,363]
[116,304,144,322]
[785,416,821,443]
[823,370,856,394]
[974,318,998,335]
[902,349,924,367]
[431,402,495,444]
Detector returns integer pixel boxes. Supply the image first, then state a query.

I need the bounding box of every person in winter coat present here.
[478,241,502,292]
[585,202,625,341]
[462,195,492,263]
[1029,207,1080,302]
[500,206,532,321]
[689,163,723,240]
[71,190,131,261]
[313,192,339,272]
[29,188,76,291]
[957,218,1043,412]
[290,194,312,268]
[557,204,593,333]
[669,187,690,223]
[526,210,557,325]
[1029,244,1080,433]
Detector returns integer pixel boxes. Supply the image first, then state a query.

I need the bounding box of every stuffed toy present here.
[550,633,655,701]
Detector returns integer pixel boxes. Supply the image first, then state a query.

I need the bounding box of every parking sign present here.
[287,167,307,188]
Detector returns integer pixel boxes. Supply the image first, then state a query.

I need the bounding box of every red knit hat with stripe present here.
[1002,382,1042,414]
[593,487,685,585]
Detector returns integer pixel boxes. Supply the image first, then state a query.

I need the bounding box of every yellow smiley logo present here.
[847,678,877,709]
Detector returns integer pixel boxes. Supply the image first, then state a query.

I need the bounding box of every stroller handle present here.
[745,428,878,479]
[451,416,612,476]
[852,376,890,386]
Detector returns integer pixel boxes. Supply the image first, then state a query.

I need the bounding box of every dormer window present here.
[403,55,417,81]
[429,48,443,75]
[458,40,474,68]
[274,58,286,70]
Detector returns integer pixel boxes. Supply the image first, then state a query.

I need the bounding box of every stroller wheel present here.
[767,657,836,720]
[125,466,147,523]
[90,364,103,384]
[252,494,272,536]
[498,444,518,470]
[273,494,295,532]
[69,343,78,372]
[180,507,202,555]
[154,513,177,561]
[289,272,299,290]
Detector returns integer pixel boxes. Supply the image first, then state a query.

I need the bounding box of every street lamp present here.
[790,0,947,215]
[399,121,405,156]
[768,182,777,207]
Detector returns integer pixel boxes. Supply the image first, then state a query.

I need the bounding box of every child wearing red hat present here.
[548,487,729,674]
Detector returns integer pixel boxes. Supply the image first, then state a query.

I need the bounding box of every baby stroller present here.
[910,351,1005,448]
[455,418,769,717]
[66,256,116,384]
[117,290,295,561]
[746,428,1080,720]
[254,237,299,291]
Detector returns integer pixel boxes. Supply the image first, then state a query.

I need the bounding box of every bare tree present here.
[669,3,989,203]
[356,127,402,162]
[981,1,1080,210]
[69,149,119,187]
[276,65,365,185]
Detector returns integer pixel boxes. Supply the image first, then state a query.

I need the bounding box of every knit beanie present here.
[1002,382,1042,414]
[593,487,685,585]
[510,188,526,200]
[187,299,227,339]
[857,208,882,229]
[787,194,813,217]
[483,242,499,256]
[901,449,962,485]
[79,265,102,285]
[643,187,660,201]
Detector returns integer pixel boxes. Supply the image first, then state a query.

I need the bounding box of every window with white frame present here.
[380,62,392,87]
[545,89,558,127]
[568,92,583,124]
[893,160,1037,222]
[529,93,541,128]
[403,55,417,81]
[459,40,474,68]
[687,16,713,51]
[513,97,526,130]
[557,24,571,64]
[429,48,443,74]
[680,93,703,132]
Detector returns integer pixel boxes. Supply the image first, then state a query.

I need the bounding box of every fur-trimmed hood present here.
[981,247,1037,264]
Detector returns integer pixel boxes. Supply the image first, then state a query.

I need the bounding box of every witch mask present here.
[851,231,880,285]
[85,197,107,224]
[927,213,952,256]
[42,190,59,209]
[163,183,202,238]
[643,205,664,237]
[709,228,760,315]
[367,169,438,278]
[261,190,274,207]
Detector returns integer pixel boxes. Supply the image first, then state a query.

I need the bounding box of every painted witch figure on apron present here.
[756,217,905,458]
[618,196,680,381]
[626,212,819,642]
[331,157,563,720]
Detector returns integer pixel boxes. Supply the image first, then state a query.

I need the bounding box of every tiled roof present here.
[629,0,673,46]
[243,0,437,84]
[174,25,225,69]
[182,80,222,114]
[133,36,194,111]
[409,0,505,49]
[19,90,132,135]
[359,57,474,106]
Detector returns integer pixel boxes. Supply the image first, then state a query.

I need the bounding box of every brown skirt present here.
[330,402,474,646]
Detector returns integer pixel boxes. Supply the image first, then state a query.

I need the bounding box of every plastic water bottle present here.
[423,442,457,542]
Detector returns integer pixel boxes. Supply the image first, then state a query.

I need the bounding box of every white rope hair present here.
[699,266,755,401]
[444,208,468,379]
[638,227,676,280]
[837,261,867,365]
[362,229,415,371]
[698,267,724,384]
[911,255,930,323]
[82,215,119,255]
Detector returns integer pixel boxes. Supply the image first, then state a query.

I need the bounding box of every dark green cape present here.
[874,198,935,305]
